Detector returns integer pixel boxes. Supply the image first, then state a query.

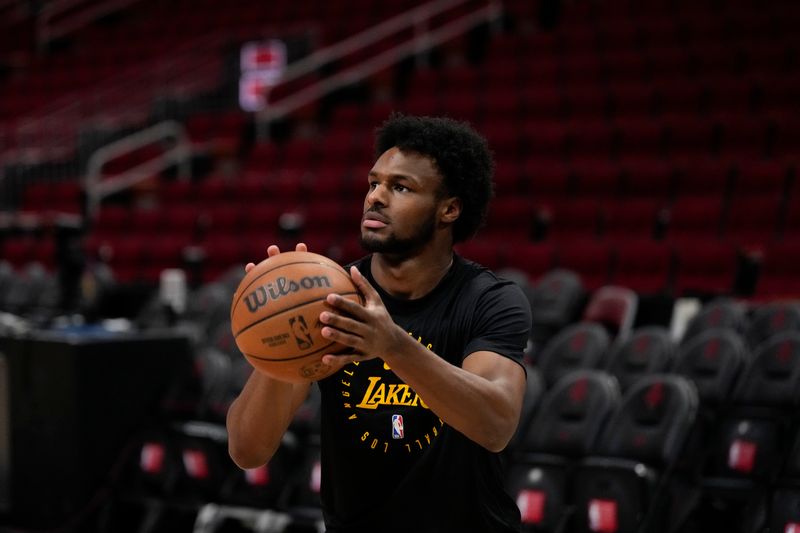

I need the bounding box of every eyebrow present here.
[369,170,420,185]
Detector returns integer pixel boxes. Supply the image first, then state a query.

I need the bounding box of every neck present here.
[371,245,454,300]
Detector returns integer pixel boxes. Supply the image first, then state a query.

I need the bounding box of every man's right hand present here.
[245,242,308,273]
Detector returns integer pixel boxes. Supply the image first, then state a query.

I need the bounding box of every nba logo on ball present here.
[392,414,404,439]
[289,315,314,350]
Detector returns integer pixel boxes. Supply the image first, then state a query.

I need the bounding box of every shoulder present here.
[454,256,530,310]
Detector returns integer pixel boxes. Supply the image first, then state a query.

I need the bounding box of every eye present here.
[393,184,409,192]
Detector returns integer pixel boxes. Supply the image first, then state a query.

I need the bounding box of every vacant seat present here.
[664,197,725,243]
[569,159,623,199]
[611,240,674,295]
[562,88,610,120]
[454,239,505,272]
[483,196,535,242]
[534,322,611,388]
[671,327,750,475]
[567,120,616,158]
[571,374,699,533]
[540,200,603,242]
[730,160,790,199]
[526,268,586,353]
[507,366,547,456]
[507,242,558,282]
[723,195,783,250]
[605,326,675,392]
[672,240,739,297]
[557,241,613,292]
[608,84,656,120]
[508,370,622,532]
[619,158,674,201]
[673,327,749,409]
[582,285,638,340]
[671,157,733,200]
[769,428,800,533]
[602,200,663,241]
[697,332,800,531]
[755,240,800,299]
[521,158,572,203]
[662,113,716,157]
[715,114,771,158]
[745,301,800,349]
[680,298,748,345]
[523,119,571,158]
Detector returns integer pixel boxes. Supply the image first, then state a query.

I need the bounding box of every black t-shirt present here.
[317,254,531,533]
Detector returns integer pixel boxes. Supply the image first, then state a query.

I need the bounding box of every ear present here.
[439,196,462,224]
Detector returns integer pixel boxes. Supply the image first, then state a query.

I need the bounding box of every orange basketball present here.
[230,251,361,383]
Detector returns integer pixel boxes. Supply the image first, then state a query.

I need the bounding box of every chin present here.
[359,234,385,253]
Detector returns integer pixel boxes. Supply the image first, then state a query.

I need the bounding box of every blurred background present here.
[0,0,799,531]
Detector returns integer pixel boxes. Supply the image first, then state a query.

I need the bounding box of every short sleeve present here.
[462,280,532,366]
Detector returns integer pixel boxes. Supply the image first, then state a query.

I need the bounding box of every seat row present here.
[508,297,800,532]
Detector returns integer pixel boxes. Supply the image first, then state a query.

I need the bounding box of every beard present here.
[360,209,437,256]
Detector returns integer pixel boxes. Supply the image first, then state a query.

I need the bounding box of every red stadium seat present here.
[612,240,674,295]
[558,240,613,291]
[620,158,674,200]
[608,83,655,119]
[569,158,623,199]
[755,241,800,299]
[521,157,572,203]
[672,156,733,198]
[603,200,664,241]
[540,199,603,242]
[507,242,557,281]
[454,239,504,271]
[483,196,535,243]
[723,195,783,250]
[582,285,638,339]
[672,240,739,296]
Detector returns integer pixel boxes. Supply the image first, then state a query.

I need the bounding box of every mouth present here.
[362,211,389,229]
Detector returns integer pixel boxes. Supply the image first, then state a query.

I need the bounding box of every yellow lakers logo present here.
[338,331,444,455]
[355,377,430,410]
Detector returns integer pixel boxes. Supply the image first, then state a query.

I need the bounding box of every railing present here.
[84,121,191,217]
[36,0,145,49]
[256,0,503,135]
[8,30,227,163]
[79,0,501,216]
[0,0,32,28]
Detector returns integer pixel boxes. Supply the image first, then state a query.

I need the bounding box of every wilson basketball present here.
[230,251,361,383]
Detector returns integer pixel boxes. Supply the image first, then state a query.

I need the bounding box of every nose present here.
[365,183,387,208]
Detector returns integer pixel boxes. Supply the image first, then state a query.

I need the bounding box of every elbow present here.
[482,431,513,454]
[478,416,518,453]
[476,422,516,453]
[228,440,276,470]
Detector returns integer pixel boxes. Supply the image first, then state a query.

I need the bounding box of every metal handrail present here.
[0,0,31,28]
[11,30,227,162]
[37,0,145,49]
[277,0,466,88]
[85,121,191,217]
[258,0,502,129]
[78,0,500,216]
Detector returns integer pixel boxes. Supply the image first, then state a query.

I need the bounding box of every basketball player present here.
[227,114,531,532]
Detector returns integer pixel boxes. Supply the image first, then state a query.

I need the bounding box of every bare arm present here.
[225,242,312,469]
[226,370,311,468]
[319,267,527,452]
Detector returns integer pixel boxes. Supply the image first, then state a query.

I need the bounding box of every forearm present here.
[226,370,310,468]
[383,330,524,453]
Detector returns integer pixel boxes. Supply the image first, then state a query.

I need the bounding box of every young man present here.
[227,114,531,532]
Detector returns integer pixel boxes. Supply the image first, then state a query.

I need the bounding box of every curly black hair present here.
[374,113,495,243]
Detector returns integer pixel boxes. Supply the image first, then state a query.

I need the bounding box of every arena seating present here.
[2,0,800,531]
